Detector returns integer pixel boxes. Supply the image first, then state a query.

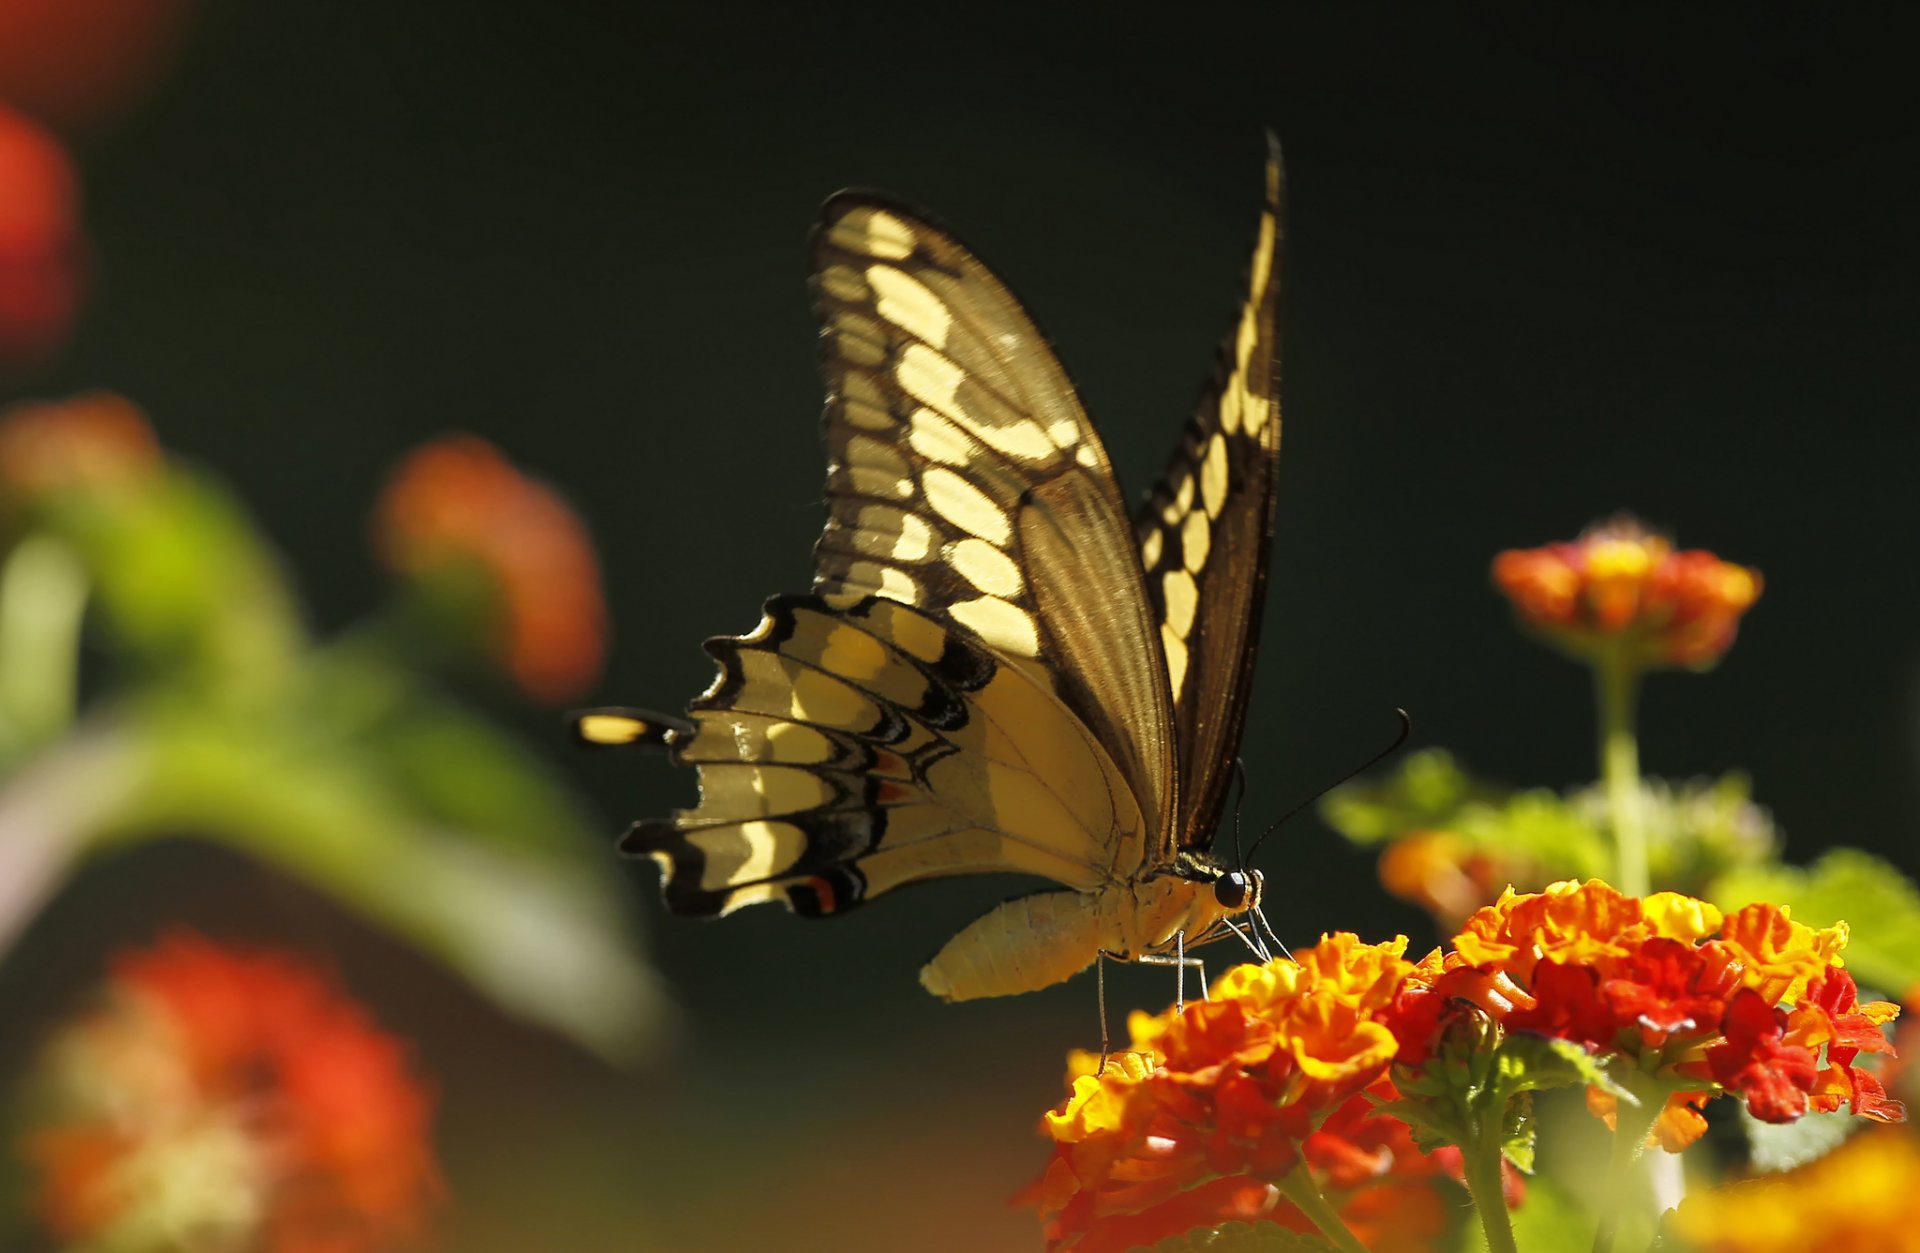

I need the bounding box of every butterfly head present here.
[1212,867,1263,914]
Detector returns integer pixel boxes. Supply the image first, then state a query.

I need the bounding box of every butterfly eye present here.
[1214,872,1253,910]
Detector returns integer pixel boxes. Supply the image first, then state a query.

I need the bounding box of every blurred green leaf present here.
[1463,1174,1588,1253]
[1739,1105,1858,1173]
[67,682,669,1063]
[1319,749,1500,844]
[1711,848,1920,998]
[37,467,303,683]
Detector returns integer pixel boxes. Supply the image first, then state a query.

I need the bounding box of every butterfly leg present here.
[1136,932,1208,1012]
[1096,950,1114,1075]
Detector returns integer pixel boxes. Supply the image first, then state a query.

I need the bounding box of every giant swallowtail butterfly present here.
[585,144,1283,1000]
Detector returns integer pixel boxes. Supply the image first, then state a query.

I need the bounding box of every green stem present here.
[1595,648,1649,897]
[1274,1163,1372,1253]
[1591,1078,1666,1253]
[0,536,89,756]
[1460,1120,1520,1253]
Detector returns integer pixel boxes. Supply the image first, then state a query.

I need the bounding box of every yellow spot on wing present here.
[1181,510,1210,573]
[831,207,914,260]
[948,537,1023,597]
[852,505,932,561]
[923,467,1011,544]
[909,407,975,466]
[896,343,965,414]
[818,263,867,302]
[574,713,652,745]
[1201,432,1229,517]
[841,395,894,431]
[867,264,953,348]
[949,595,1039,656]
[820,624,889,679]
[869,600,948,663]
[1140,527,1164,571]
[693,819,806,888]
[1162,568,1198,637]
[1161,622,1189,695]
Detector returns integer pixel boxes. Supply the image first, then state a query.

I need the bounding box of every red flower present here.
[0,101,85,371]
[1492,516,1761,669]
[18,930,442,1252]
[0,0,198,135]
[373,434,607,703]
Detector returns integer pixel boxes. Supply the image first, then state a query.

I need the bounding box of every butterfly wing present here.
[625,594,1151,918]
[626,196,1180,917]
[1133,143,1284,850]
[810,194,1177,830]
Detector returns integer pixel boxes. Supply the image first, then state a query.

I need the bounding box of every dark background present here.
[6,5,1917,1249]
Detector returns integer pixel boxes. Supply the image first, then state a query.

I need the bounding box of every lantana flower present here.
[1492,516,1761,670]
[17,930,442,1253]
[1402,880,1902,1148]
[373,434,607,703]
[1022,934,1455,1252]
[0,391,159,506]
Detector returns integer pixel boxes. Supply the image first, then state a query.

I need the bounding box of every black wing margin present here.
[1133,139,1285,850]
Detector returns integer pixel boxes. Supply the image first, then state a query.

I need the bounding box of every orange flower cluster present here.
[1026,884,1903,1250]
[0,101,85,371]
[1397,882,1902,1147]
[0,391,157,503]
[1492,517,1761,668]
[1023,935,1449,1253]
[19,931,441,1253]
[374,434,607,703]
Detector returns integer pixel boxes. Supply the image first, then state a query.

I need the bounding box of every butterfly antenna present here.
[1243,708,1412,865]
[1228,757,1251,869]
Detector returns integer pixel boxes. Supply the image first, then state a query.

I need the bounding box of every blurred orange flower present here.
[17,930,442,1253]
[374,434,607,703]
[0,390,159,503]
[1492,516,1761,668]
[1668,1128,1920,1253]
[0,101,85,371]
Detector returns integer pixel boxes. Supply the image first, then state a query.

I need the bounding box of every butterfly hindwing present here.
[1134,143,1284,850]
[623,594,1150,916]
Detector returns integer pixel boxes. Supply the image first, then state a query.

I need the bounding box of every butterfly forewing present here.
[809,195,1177,832]
[1134,146,1284,850]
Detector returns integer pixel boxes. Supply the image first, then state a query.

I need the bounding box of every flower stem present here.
[1595,648,1649,897]
[1275,1164,1372,1253]
[1592,1077,1666,1253]
[1460,1120,1520,1253]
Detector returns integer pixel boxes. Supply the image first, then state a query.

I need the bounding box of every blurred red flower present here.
[1492,516,1761,669]
[0,0,198,135]
[374,434,608,704]
[18,930,442,1253]
[0,101,85,371]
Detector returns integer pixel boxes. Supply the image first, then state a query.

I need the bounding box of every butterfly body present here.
[612,144,1284,1000]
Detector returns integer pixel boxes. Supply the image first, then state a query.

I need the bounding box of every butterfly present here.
[583,142,1283,1000]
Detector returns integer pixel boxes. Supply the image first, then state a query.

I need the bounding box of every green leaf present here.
[1459,1174,1590,1253]
[1493,1035,1633,1103]
[84,691,668,1063]
[1738,1105,1859,1173]
[1712,848,1920,997]
[1137,1220,1332,1253]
